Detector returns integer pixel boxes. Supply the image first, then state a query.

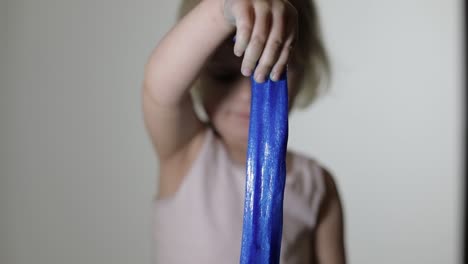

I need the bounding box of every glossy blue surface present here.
[240,71,289,264]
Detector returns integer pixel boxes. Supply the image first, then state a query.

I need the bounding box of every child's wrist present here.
[203,0,235,32]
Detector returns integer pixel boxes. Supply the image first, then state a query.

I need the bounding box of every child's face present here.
[199,39,303,148]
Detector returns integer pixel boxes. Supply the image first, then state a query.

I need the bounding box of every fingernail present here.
[242,67,252,76]
[270,72,277,81]
[255,72,265,83]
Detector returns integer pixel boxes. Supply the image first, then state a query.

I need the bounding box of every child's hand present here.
[223,0,298,82]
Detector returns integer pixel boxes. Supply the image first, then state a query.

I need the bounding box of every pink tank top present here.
[152,129,326,263]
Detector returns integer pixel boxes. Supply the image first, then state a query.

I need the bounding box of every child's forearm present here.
[144,0,234,106]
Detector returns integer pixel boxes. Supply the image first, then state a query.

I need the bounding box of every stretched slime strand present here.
[240,69,289,264]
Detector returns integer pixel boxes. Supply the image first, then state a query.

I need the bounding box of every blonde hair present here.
[178,0,330,110]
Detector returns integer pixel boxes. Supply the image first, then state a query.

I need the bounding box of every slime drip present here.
[240,70,289,264]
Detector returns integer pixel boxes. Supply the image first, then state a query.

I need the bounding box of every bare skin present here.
[142,0,345,262]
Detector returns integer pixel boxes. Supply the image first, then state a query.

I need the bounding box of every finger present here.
[241,3,271,77]
[232,4,253,57]
[253,2,287,83]
[270,33,296,81]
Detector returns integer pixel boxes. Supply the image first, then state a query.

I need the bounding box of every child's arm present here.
[143,0,298,200]
[314,168,347,263]
[143,0,233,163]
[143,0,298,159]
[143,0,298,179]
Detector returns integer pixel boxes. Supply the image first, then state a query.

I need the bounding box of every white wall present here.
[289,1,463,263]
[0,0,462,263]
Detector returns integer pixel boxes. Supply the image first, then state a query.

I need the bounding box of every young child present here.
[142,0,346,263]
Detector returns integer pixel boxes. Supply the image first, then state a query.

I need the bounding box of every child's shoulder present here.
[287,149,326,174]
[288,149,342,209]
[286,149,339,199]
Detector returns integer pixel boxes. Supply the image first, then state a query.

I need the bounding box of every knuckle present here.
[277,61,286,68]
[259,60,274,70]
[259,55,275,68]
[243,60,256,70]
[270,39,283,50]
[238,23,253,35]
[273,64,285,74]
[251,35,267,47]
[255,1,271,14]
[243,56,257,66]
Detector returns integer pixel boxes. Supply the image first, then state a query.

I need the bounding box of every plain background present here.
[0,0,463,263]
